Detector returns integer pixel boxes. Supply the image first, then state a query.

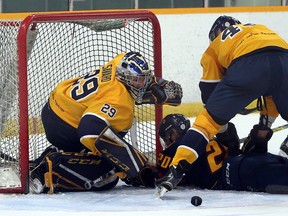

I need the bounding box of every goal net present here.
[0,11,162,193]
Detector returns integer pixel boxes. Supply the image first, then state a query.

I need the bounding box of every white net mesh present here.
[0,21,21,174]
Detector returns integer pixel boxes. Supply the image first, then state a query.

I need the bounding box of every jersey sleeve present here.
[157,142,179,178]
[78,93,134,154]
[77,113,109,155]
[199,48,224,104]
[170,109,223,169]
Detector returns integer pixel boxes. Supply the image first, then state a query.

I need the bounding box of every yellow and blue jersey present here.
[157,138,226,189]
[171,24,288,169]
[200,23,288,117]
[49,53,135,154]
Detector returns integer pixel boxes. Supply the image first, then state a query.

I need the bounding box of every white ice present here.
[1,113,288,216]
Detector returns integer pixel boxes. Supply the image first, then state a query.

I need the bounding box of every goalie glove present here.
[139,77,183,106]
[163,81,183,106]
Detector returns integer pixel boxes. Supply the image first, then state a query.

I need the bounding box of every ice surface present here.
[1,113,288,216]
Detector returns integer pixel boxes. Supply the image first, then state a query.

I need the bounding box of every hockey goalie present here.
[29,51,182,194]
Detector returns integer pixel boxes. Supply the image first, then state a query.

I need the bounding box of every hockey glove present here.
[241,124,273,154]
[163,81,183,106]
[155,165,185,192]
[215,122,241,156]
[138,165,157,187]
[139,77,182,106]
[124,165,157,188]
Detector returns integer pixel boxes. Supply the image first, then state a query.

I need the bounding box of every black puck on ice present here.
[191,196,202,206]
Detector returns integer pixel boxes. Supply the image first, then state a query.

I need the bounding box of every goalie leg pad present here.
[95,126,148,178]
[31,152,118,193]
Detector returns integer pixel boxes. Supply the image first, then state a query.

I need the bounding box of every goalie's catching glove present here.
[216,122,241,156]
[241,124,273,154]
[138,77,183,106]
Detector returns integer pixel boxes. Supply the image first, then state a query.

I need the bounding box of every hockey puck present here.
[191,196,202,206]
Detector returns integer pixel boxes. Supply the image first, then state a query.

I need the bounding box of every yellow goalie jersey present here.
[49,53,134,153]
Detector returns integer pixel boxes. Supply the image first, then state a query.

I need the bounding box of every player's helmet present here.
[208,15,241,42]
[116,52,153,103]
[158,114,190,149]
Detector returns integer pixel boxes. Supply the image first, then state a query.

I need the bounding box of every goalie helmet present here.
[208,15,241,42]
[158,114,190,149]
[116,52,153,103]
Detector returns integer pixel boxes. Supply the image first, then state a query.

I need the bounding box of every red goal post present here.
[0,10,162,193]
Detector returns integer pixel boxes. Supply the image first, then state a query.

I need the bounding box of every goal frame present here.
[1,10,162,194]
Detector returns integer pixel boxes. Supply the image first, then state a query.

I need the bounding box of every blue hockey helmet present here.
[208,15,241,42]
[116,52,153,103]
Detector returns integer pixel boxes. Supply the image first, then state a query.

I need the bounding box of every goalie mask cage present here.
[0,10,162,194]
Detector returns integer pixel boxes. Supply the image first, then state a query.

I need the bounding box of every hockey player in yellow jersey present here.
[155,15,288,196]
[156,114,288,195]
[47,52,138,154]
[43,52,146,154]
[42,51,182,154]
[33,52,182,192]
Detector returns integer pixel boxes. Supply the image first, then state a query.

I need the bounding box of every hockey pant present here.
[34,152,119,194]
[222,152,288,192]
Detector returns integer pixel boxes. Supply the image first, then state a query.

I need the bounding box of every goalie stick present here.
[57,164,117,190]
[239,123,288,143]
[130,116,139,149]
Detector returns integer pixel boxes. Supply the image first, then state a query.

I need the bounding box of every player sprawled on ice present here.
[30,51,182,194]
[155,114,288,197]
[156,15,288,196]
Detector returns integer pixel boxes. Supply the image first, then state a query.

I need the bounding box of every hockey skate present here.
[29,146,58,194]
[29,175,44,194]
